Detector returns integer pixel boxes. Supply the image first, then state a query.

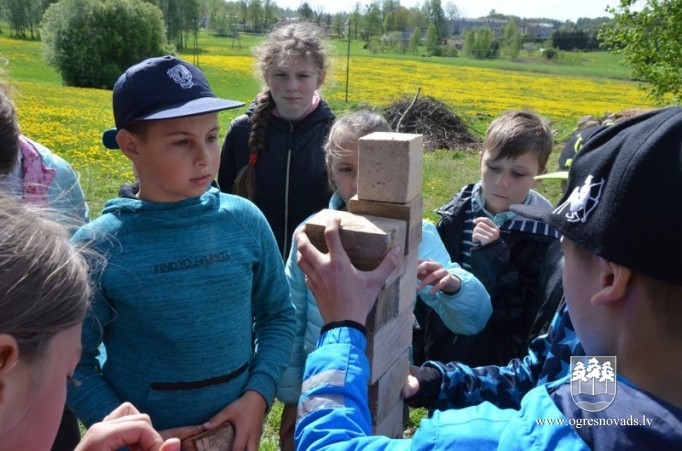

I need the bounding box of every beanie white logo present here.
[166,64,193,89]
[552,175,604,224]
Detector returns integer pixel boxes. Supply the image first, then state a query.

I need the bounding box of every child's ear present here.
[534,167,548,187]
[0,334,19,374]
[117,130,141,161]
[316,70,326,89]
[592,258,632,306]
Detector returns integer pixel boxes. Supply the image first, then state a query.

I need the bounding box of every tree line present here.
[2,0,680,103]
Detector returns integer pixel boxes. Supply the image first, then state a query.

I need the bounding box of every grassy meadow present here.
[1,27,663,448]
[4,29,661,218]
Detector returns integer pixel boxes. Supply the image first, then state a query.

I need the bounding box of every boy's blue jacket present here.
[67,188,294,430]
[296,327,682,450]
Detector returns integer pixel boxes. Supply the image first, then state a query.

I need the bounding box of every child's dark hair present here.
[0,87,21,177]
[483,110,553,171]
[233,22,329,201]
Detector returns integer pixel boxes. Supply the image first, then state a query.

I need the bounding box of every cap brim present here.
[143,97,245,121]
[510,203,552,221]
[102,98,245,149]
[102,128,119,149]
[535,171,569,180]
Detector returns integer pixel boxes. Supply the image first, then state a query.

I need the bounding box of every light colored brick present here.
[357,132,423,204]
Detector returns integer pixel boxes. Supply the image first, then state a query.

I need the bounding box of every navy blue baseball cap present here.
[514,106,682,286]
[102,55,244,149]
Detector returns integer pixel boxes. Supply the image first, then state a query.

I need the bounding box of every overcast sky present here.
[274,0,622,22]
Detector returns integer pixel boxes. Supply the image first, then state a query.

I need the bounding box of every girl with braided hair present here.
[218,21,335,259]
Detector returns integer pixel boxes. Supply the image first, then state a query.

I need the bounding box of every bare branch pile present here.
[382,95,481,152]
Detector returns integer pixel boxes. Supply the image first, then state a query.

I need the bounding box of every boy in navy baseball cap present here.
[288,106,682,449]
[67,55,295,448]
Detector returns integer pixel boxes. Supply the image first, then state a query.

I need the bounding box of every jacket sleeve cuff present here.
[403,363,443,408]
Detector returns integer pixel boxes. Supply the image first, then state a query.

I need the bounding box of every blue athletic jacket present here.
[296,327,682,450]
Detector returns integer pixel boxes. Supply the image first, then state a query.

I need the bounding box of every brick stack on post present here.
[304,132,423,438]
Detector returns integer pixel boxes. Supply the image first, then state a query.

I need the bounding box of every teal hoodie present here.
[67,188,294,430]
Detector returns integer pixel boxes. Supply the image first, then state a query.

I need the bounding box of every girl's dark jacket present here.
[415,183,558,367]
[218,99,335,259]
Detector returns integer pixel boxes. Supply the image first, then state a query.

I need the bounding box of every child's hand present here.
[472,217,500,246]
[76,402,181,451]
[202,390,267,451]
[416,259,462,295]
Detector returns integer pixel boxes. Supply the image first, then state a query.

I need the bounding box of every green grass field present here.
[4,28,644,216]
[1,26,660,448]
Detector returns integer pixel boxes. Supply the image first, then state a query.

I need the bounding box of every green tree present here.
[152,0,200,49]
[500,18,522,59]
[351,2,361,39]
[297,1,313,21]
[205,0,226,35]
[463,27,495,59]
[408,27,421,55]
[381,0,398,32]
[424,0,448,39]
[41,0,166,89]
[249,0,262,31]
[425,22,438,56]
[332,13,345,38]
[363,1,382,42]
[444,1,459,21]
[599,0,682,102]
[262,0,274,29]
[1,0,49,38]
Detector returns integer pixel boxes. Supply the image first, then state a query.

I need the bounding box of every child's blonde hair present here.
[233,22,330,201]
[483,110,553,171]
[0,194,91,362]
[325,110,391,190]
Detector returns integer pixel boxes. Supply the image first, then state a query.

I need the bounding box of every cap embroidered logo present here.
[167,65,193,89]
[552,175,604,224]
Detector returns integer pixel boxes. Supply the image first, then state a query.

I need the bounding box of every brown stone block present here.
[372,397,407,438]
[348,195,423,254]
[399,250,419,313]
[180,421,234,451]
[365,279,399,334]
[368,350,409,419]
[303,209,405,272]
[366,309,413,384]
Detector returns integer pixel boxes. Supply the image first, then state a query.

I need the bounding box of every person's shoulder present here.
[315,98,335,120]
[526,189,554,208]
[437,184,475,215]
[216,191,264,219]
[24,137,77,173]
[71,210,120,244]
[229,113,251,128]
